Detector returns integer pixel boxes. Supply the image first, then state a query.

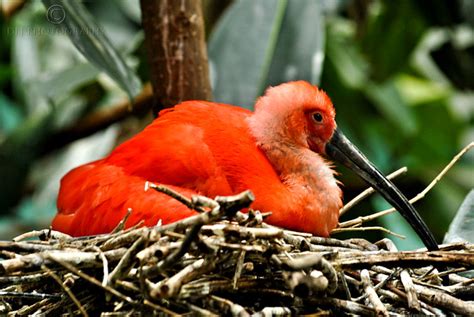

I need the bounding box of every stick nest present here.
[1,190,473,316]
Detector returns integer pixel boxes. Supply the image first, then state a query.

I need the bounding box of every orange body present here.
[53,82,342,236]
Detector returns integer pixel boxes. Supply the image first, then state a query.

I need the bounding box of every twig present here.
[13,229,72,242]
[202,224,283,239]
[107,236,144,286]
[152,190,255,234]
[43,265,88,317]
[156,223,203,272]
[400,269,421,312]
[360,269,388,316]
[11,298,51,316]
[0,291,61,300]
[413,283,474,315]
[178,300,220,316]
[284,271,329,296]
[332,226,406,239]
[47,255,136,305]
[338,272,353,300]
[330,250,474,268]
[111,208,133,234]
[142,299,181,316]
[233,250,246,289]
[148,183,204,212]
[353,268,400,302]
[136,241,182,263]
[308,297,375,315]
[88,246,109,287]
[150,258,215,299]
[0,248,126,274]
[254,307,292,316]
[207,295,250,317]
[274,253,338,294]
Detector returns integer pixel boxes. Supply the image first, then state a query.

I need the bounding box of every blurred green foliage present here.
[0,0,472,248]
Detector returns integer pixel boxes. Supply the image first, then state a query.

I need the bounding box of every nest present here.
[1,189,473,316]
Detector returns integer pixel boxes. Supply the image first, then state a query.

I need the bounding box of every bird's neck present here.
[259,141,337,192]
[257,139,342,236]
[247,114,340,198]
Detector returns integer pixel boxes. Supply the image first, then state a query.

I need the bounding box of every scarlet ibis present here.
[53,81,438,250]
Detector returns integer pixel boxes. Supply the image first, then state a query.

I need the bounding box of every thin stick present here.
[332,226,405,239]
[13,229,72,242]
[108,236,144,286]
[338,142,474,228]
[360,269,388,316]
[43,265,88,317]
[143,299,181,316]
[400,269,421,312]
[148,183,205,212]
[156,223,202,272]
[47,254,136,305]
[90,246,109,286]
[111,208,132,233]
[233,250,246,289]
[340,167,407,216]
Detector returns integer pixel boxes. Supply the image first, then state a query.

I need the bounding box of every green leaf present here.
[325,20,368,89]
[209,0,288,108]
[0,94,22,134]
[364,81,417,136]
[361,0,427,81]
[395,74,451,105]
[41,0,142,100]
[35,62,99,103]
[444,190,474,244]
[266,0,325,86]
[405,102,462,168]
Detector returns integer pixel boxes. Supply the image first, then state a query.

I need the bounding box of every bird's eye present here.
[312,112,323,123]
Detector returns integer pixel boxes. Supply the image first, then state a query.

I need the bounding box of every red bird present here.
[53,81,438,250]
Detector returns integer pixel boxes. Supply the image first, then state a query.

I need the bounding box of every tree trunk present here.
[140,0,212,115]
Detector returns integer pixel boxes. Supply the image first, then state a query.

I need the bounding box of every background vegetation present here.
[0,0,472,249]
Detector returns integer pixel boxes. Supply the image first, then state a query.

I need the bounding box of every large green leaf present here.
[361,0,427,81]
[266,0,325,86]
[324,20,368,90]
[395,74,451,105]
[444,190,474,244]
[209,0,287,108]
[35,62,99,103]
[209,0,328,107]
[41,0,142,100]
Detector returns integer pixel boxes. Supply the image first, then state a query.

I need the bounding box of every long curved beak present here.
[326,128,438,251]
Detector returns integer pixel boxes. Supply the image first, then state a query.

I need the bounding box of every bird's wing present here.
[105,101,247,194]
[54,162,198,236]
[54,101,248,236]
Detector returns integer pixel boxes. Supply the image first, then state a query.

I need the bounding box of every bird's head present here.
[250,81,438,251]
[251,81,336,154]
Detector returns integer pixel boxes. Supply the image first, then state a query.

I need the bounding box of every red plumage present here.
[53,81,342,236]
